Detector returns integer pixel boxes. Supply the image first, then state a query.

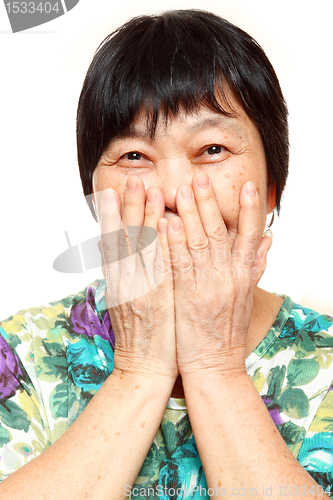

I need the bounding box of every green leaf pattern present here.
[0,282,332,496]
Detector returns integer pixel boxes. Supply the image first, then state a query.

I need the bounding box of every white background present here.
[0,0,332,320]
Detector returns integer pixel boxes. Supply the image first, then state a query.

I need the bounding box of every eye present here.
[123,151,143,160]
[205,145,225,155]
[194,143,230,165]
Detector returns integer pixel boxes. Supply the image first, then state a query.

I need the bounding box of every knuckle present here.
[190,236,209,253]
[200,190,215,203]
[245,230,260,246]
[181,203,197,217]
[208,225,228,244]
[124,193,139,208]
[169,242,186,260]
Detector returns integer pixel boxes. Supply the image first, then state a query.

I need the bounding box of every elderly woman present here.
[0,9,332,500]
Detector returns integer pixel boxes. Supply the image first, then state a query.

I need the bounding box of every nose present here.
[154,159,194,214]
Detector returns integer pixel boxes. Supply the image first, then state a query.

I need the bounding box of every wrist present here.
[111,366,177,394]
[177,343,247,379]
[179,354,247,380]
[181,368,249,397]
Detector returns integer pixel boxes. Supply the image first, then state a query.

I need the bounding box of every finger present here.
[121,175,146,227]
[116,176,150,285]
[95,187,122,232]
[232,181,262,269]
[97,238,117,305]
[175,183,213,274]
[97,190,126,308]
[251,235,273,287]
[192,172,230,268]
[98,188,122,270]
[153,218,173,289]
[136,188,166,291]
[167,216,196,292]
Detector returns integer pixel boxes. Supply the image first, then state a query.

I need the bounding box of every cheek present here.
[93,169,128,208]
[93,169,124,193]
[210,172,246,228]
[92,169,128,217]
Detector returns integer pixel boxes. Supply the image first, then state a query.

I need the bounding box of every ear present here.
[267,184,276,214]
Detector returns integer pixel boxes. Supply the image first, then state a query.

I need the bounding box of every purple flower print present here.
[0,335,22,400]
[262,397,284,426]
[70,287,115,346]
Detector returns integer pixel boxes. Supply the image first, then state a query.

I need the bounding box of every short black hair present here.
[77,9,289,221]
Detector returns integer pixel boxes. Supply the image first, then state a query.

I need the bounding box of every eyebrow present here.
[118,114,246,140]
[186,116,246,136]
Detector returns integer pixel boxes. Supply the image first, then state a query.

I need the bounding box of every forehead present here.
[119,96,255,142]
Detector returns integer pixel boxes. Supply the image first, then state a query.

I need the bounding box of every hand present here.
[96,176,177,383]
[166,172,271,378]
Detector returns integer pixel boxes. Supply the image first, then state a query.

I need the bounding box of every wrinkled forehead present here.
[119,88,251,140]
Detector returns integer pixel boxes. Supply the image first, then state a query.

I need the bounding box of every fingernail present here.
[102,189,114,205]
[127,177,137,192]
[180,185,193,200]
[196,173,210,189]
[245,181,257,197]
[171,217,182,232]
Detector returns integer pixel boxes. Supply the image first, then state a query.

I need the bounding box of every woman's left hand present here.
[165,172,272,378]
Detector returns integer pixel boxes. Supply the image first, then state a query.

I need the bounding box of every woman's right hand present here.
[96,175,177,383]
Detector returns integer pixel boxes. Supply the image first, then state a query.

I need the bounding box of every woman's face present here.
[92,93,275,244]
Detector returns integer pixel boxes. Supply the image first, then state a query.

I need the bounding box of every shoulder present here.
[0,278,104,350]
[0,279,109,478]
[0,277,113,424]
[282,300,333,348]
[0,278,112,398]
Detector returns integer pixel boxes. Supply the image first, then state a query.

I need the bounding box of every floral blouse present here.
[0,279,333,498]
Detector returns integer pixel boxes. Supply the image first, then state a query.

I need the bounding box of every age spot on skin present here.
[135,385,140,389]
[141,421,146,428]
[115,431,120,437]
